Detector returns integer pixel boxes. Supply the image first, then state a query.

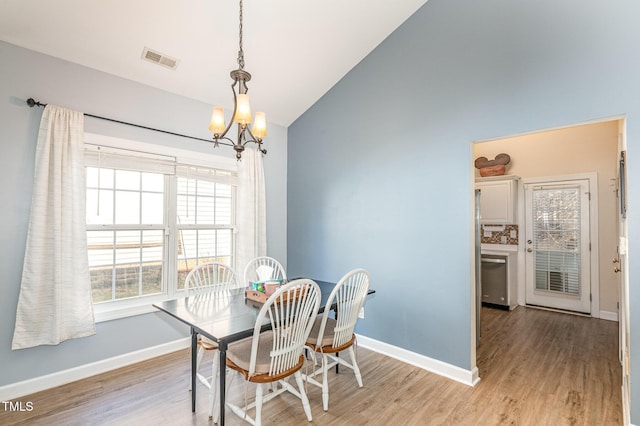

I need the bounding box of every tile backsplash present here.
[480,224,518,245]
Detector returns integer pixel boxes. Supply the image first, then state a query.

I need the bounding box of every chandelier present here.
[209,0,266,160]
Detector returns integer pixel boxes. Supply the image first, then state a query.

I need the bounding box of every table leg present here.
[191,328,197,412]
[219,341,227,426]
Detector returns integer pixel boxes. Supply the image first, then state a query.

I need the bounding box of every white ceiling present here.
[0,0,428,127]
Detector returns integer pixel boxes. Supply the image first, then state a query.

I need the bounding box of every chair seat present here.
[227,332,274,374]
[198,336,218,350]
[306,317,356,352]
[306,317,336,348]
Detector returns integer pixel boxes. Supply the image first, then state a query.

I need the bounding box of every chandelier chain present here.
[237,0,245,70]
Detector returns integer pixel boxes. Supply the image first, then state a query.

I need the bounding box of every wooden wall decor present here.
[475,153,511,177]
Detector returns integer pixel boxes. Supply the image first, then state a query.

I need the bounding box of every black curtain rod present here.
[26,97,234,148]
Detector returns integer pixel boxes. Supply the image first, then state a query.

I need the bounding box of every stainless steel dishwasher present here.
[481,254,508,309]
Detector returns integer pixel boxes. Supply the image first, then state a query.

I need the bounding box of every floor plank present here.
[0,306,622,425]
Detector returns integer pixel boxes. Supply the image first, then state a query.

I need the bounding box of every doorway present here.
[470,117,627,417]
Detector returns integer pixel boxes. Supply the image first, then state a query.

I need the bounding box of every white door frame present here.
[519,173,599,316]
[616,121,631,425]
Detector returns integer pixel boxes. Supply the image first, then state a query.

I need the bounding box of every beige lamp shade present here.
[233,94,252,124]
[252,111,267,138]
[209,107,226,134]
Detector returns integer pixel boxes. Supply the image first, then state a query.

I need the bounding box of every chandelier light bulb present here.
[209,107,226,134]
[233,94,252,125]
[252,112,267,138]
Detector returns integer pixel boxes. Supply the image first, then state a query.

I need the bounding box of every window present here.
[84,137,237,319]
[86,168,166,302]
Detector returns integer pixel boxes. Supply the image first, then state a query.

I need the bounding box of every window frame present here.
[84,133,238,322]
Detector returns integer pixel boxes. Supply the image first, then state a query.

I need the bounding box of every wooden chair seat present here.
[198,336,218,351]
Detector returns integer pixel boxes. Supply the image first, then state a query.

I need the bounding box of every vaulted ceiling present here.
[0,0,428,126]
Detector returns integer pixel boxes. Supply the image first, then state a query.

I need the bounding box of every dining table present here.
[153,278,375,426]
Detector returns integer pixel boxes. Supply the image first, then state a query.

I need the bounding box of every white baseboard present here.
[599,310,619,322]
[356,334,480,386]
[0,337,190,402]
[2,334,480,402]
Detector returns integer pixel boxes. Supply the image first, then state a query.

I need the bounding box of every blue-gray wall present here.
[288,0,640,421]
[0,40,288,386]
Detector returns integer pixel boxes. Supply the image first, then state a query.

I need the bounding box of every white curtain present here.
[236,148,267,284]
[12,105,95,350]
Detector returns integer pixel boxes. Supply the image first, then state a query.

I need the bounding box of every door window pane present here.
[532,188,581,296]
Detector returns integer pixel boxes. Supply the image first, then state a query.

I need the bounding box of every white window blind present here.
[85,144,176,175]
[175,164,237,185]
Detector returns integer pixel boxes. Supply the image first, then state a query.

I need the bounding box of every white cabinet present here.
[476,176,518,224]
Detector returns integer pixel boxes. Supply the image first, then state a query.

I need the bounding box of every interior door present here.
[524,179,591,313]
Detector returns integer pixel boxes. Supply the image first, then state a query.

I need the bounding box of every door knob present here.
[613,258,620,264]
[614,267,621,273]
[527,240,532,244]
[527,248,533,253]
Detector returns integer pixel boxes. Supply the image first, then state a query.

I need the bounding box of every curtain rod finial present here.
[26,98,46,108]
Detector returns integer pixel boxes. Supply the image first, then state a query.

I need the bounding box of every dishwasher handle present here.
[481,257,506,264]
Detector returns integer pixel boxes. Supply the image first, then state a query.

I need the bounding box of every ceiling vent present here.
[141,47,179,70]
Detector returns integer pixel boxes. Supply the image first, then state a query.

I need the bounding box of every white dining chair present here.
[222,279,321,425]
[243,256,288,396]
[243,256,287,286]
[303,268,371,411]
[184,262,239,419]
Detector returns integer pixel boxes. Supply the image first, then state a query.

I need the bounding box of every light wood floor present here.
[1,306,622,425]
